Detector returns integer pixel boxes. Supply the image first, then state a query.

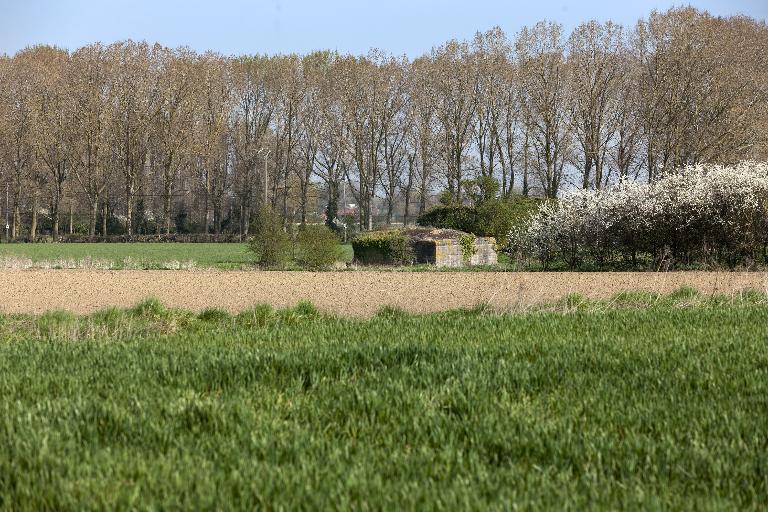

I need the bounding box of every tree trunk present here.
[163,156,174,235]
[497,137,508,196]
[30,193,38,240]
[204,181,211,234]
[126,186,133,236]
[522,132,530,197]
[325,181,338,231]
[89,197,98,236]
[243,207,251,236]
[281,168,289,228]
[102,202,108,236]
[403,162,413,227]
[299,180,307,226]
[455,150,462,202]
[582,158,593,190]
[213,196,222,234]
[164,181,172,235]
[595,160,604,190]
[12,205,19,240]
[52,196,60,239]
[367,176,374,231]
[68,202,73,235]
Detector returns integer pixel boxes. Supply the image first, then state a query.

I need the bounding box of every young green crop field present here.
[0,242,355,269]
[1,290,767,510]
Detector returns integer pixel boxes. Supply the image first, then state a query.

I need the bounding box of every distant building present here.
[321,204,358,223]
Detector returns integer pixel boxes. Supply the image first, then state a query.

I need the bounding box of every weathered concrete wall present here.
[470,238,498,266]
[415,237,497,267]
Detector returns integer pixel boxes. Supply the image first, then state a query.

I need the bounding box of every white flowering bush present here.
[508,161,768,269]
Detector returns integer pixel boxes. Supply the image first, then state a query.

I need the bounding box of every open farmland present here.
[1,1,767,509]
[1,294,767,509]
[2,269,768,315]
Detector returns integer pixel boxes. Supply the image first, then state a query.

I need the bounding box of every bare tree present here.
[338,53,390,230]
[0,50,36,238]
[231,55,276,234]
[274,56,305,225]
[311,53,348,230]
[431,40,477,201]
[67,43,112,235]
[378,56,409,225]
[193,53,232,233]
[567,20,624,189]
[408,56,439,214]
[516,22,571,198]
[153,46,196,234]
[610,50,643,182]
[31,46,70,238]
[107,41,160,235]
[295,53,325,226]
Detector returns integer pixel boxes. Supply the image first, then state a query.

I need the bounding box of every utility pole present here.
[256,146,271,208]
[264,148,271,207]
[4,183,8,243]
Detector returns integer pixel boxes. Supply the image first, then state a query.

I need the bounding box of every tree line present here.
[0,7,766,239]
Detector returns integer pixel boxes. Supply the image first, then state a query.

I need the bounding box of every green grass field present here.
[0,242,356,269]
[1,290,767,509]
[0,242,512,270]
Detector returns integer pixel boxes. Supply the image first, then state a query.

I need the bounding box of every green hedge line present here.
[351,230,415,265]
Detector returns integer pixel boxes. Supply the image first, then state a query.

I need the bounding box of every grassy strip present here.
[1,290,767,509]
[3,241,766,272]
[0,242,254,269]
[0,242,356,270]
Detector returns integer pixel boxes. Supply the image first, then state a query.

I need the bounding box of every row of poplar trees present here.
[0,7,766,238]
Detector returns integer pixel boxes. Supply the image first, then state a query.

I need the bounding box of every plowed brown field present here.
[3,270,768,316]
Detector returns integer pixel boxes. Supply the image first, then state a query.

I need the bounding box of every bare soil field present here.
[3,270,768,316]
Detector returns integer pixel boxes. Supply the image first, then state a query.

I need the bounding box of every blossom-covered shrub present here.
[508,162,768,269]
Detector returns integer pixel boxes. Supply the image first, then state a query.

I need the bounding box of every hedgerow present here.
[352,229,415,265]
[508,161,768,269]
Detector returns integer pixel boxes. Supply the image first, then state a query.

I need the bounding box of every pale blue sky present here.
[1,0,766,57]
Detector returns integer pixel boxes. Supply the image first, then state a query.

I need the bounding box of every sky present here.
[1,0,766,57]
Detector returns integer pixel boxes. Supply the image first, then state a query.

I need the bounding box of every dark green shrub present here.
[352,230,415,265]
[248,207,292,269]
[476,197,543,244]
[417,196,543,245]
[416,205,480,234]
[295,225,342,269]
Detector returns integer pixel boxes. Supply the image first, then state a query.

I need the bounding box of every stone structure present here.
[413,234,497,267]
[352,227,498,267]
